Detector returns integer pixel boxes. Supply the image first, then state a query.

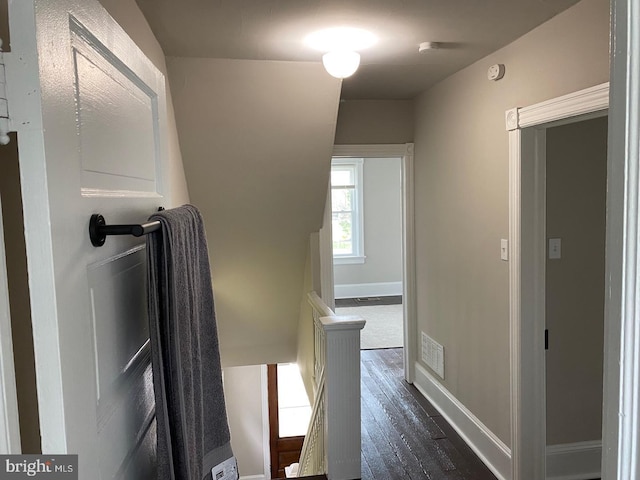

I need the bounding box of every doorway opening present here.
[544,116,607,479]
[328,144,416,382]
[330,155,403,350]
[507,82,609,479]
[0,134,41,454]
[267,363,311,478]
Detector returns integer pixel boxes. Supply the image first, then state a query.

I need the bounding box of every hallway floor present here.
[361,348,497,479]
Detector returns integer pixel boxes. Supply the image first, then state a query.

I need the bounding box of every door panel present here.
[7,0,168,477]
[71,20,161,196]
[88,246,149,400]
[96,356,154,480]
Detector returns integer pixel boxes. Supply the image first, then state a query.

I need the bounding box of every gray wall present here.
[413,0,610,445]
[334,100,414,145]
[334,157,403,293]
[166,57,341,367]
[545,116,607,446]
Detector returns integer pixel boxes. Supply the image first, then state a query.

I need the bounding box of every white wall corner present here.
[319,183,335,310]
[413,363,511,480]
[546,441,601,480]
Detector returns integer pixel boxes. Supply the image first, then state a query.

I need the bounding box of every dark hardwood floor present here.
[361,348,497,480]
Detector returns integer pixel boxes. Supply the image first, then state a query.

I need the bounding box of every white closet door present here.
[7,0,169,477]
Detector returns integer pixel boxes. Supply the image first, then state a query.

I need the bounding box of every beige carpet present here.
[335,304,403,350]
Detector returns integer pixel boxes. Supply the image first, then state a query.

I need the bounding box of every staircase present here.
[293,292,365,480]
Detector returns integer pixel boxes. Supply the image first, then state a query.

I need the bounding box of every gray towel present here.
[147,205,235,480]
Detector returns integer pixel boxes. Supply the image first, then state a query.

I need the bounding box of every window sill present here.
[333,256,366,265]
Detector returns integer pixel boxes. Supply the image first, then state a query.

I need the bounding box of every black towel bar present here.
[89,210,163,247]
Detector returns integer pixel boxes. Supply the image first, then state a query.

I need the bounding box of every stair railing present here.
[297,366,325,476]
[297,292,365,480]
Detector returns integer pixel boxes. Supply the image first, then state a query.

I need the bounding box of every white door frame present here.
[506,83,609,479]
[0,192,21,453]
[601,0,640,477]
[328,143,416,382]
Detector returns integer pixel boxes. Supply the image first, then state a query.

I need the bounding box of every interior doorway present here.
[506,82,609,479]
[267,364,309,478]
[330,155,403,350]
[328,144,416,382]
[0,135,41,454]
[544,116,607,479]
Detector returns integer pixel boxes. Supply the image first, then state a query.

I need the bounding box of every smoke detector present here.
[418,42,441,52]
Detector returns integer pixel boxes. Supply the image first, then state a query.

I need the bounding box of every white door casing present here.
[602,0,640,477]
[330,144,416,383]
[506,84,609,479]
[7,0,169,477]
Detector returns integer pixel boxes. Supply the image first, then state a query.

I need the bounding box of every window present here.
[331,158,365,264]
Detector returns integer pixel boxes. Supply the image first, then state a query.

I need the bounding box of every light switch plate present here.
[501,239,509,261]
[549,238,562,259]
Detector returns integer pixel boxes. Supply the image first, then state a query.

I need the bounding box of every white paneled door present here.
[7,1,169,478]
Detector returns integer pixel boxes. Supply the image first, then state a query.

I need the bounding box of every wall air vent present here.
[421,332,445,379]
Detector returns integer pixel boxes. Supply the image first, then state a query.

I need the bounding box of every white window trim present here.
[331,158,365,265]
[334,255,365,265]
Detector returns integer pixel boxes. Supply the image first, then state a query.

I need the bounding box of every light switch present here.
[501,239,509,261]
[549,238,562,260]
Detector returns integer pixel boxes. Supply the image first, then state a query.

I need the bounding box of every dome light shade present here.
[322,50,361,79]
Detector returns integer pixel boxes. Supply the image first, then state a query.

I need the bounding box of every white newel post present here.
[321,315,365,480]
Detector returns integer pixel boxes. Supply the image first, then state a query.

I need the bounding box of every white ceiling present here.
[135,0,581,99]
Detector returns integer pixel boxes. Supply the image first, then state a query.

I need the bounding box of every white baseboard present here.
[240,475,267,480]
[413,363,511,480]
[546,440,601,480]
[334,281,402,299]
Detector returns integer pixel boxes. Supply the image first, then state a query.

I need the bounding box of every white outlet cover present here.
[549,238,562,260]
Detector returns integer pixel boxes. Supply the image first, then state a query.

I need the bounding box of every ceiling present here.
[135,0,581,100]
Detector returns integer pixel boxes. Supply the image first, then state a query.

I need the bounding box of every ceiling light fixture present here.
[305,27,377,79]
[322,50,361,79]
